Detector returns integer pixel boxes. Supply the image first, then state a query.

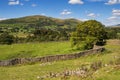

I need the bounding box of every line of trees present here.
[0,28,70,44]
[106,27,120,39]
[27,28,69,42]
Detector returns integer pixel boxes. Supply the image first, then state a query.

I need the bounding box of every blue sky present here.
[0,0,120,26]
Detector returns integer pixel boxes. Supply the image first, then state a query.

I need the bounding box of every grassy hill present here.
[0,15,81,29]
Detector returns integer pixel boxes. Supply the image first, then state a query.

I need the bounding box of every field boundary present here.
[0,47,105,66]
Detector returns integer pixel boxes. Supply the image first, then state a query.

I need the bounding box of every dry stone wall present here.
[0,47,105,66]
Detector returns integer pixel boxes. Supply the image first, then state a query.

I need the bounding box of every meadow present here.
[0,39,120,80]
[0,41,80,60]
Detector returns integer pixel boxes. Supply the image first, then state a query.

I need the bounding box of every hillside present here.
[0,15,81,41]
[0,15,81,29]
[107,26,120,33]
[110,24,120,27]
[116,24,120,27]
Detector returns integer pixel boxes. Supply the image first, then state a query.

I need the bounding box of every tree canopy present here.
[71,20,107,50]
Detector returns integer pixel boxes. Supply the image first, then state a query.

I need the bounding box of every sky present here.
[0,0,120,26]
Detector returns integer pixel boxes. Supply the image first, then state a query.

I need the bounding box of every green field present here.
[0,41,80,60]
[0,40,120,80]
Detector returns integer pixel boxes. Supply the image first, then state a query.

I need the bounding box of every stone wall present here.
[0,47,105,66]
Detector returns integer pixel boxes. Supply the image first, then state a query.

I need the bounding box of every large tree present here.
[71,20,107,50]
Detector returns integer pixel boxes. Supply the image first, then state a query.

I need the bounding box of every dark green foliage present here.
[71,20,107,50]
[106,27,120,39]
[31,28,69,41]
[0,32,14,45]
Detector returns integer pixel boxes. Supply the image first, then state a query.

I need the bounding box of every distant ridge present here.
[109,24,120,27]
[0,15,81,29]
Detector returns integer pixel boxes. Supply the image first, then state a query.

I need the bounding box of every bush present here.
[0,32,14,45]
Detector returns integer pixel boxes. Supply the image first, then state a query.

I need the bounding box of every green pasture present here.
[0,40,120,80]
[0,41,80,60]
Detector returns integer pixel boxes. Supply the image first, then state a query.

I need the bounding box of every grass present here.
[0,39,120,80]
[92,65,120,80]
[0,41,80,60]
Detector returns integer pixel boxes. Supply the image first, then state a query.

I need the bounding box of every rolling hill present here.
[0,15,81,29]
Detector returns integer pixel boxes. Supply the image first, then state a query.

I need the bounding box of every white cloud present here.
[60,10,72,15]
[87,13,100,18]
[105,0,120,5]
[69,0,84,4]
[0,18,7,21]
[105,18,120,26]
[107,9,120,21]
[89,0,105,2]
[31,4,37,7]
[105,9,120,26]
[41,13,46,16]
[8,0,20,5]
[107,16,118,21]
[112,9,120,16]
[79,18,89,21]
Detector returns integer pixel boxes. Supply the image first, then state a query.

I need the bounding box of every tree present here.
[71,20,107,50]
[0,32,14,45]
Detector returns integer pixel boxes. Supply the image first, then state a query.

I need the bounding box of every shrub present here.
[0,32,14,45]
